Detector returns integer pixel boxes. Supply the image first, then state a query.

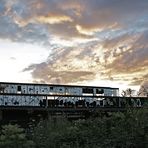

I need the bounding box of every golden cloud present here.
[76,22,119,36]
[76,25,103,35]
[36,13,73,24]
[13,14,73,27]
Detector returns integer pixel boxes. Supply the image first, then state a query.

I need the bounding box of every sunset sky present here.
[0,0,148,92]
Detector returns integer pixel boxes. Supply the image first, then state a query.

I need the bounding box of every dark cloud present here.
[47,22,92,40]
[18,23,49,44]
[0,14,49,44]
[99,31,148,86]
[0,15,20,40]
[0,0,5,15]
[23,62,95,84]
[1,0,148,42]
[73,0,148,34]
[130,78,144,86]
[102,33,135,50]
[106,32,148,74]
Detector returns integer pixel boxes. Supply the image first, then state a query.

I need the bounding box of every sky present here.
[0,0,148,92]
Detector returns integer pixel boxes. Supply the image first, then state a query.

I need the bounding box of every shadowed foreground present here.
[0,109,148,148]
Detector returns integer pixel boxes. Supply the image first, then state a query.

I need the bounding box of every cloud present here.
[22,42,105,84]
[23,62,95,84]
[106,32,148,73]
[0,0,148,87]
[71,0,148,35]
[0,0,94,43]
[23,30,148,85]
[36,13,73,24]
[10,57,16,60]
[0,0,5,15]
[0,15,20,40]
[1,0,148,42]
[100,31,148,86]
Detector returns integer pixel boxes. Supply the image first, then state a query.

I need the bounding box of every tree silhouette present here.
[138,85,148,97]
[121,88,135,97]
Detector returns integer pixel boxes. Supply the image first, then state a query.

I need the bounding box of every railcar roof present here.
[0,82,119,90]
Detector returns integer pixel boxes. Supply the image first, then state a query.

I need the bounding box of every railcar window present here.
[96,89,104,94]
[50,87,53,90]
[82,88,93,94]
[17,86,21,91]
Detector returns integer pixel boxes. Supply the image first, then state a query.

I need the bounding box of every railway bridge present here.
[0,82,147,126]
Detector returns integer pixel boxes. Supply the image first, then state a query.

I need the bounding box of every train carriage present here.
[0,82,147,108]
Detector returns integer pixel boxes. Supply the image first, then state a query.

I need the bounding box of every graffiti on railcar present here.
[0,95,44,106]
[0,82,147,108]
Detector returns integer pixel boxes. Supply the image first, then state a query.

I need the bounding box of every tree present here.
[0,124,34,148]
[32,109,148,148]
[121,88,136,97]
[138,85,148,97]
